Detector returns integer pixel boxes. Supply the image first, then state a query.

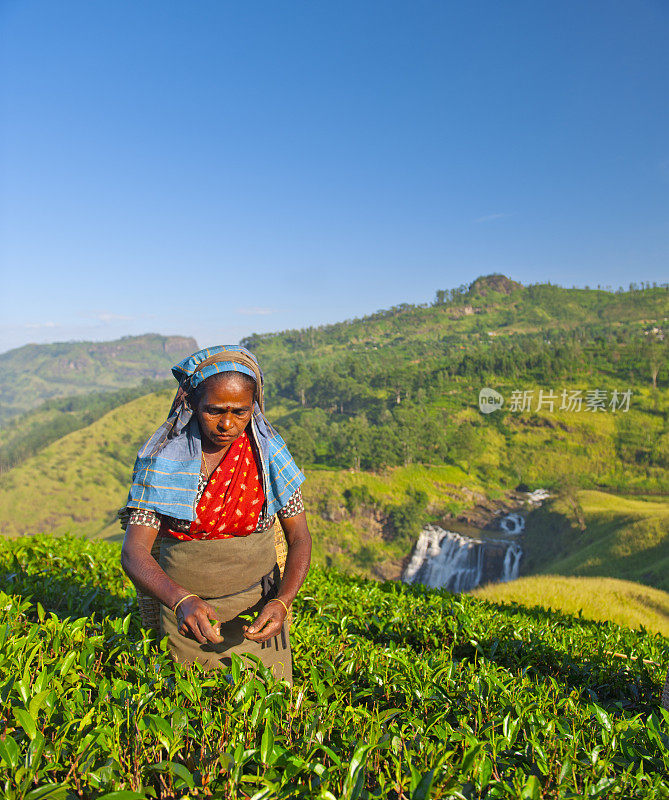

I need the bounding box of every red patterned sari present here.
[166,430,265,541]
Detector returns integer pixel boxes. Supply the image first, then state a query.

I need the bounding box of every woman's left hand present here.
[242,599,288,643]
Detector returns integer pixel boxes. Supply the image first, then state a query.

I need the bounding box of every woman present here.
[120,345,311,683]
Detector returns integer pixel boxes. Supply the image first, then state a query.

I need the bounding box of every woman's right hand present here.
[175,596,224,644]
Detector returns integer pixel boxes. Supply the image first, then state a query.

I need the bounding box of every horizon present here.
[2,274,667,356]
[2,273,667,356]
[2,1,667,353]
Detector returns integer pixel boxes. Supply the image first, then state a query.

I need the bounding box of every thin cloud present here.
[475,212,513,223]
[23,321,58,329]
[236,307,277,316]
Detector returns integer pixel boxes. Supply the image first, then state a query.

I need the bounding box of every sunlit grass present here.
[0,389,173,538]
[474,575,669,637]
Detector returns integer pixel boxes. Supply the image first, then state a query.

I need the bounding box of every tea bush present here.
[0,535,668,799]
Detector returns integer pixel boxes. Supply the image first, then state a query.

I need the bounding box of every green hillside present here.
[520,490,669,591]
[1,385,667,610]
[271,381,668,495]
[1,535,668,798]
[0,384,486,556]
[474,575,669,637]
[0,389,174,539]
[0,380,171,472]
[243,275,668,363]
[0,333,196,424]
[1,378,664,545]
[240,276,668,493]
[0,277,667,598]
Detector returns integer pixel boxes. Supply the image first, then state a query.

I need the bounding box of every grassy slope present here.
[474,575,669,637]
[0,380,171,472]
[430,383,664,495]
[0,389,174,538]
[521,490,669,590]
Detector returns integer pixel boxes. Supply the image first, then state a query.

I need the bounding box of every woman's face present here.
[195,375,255,451]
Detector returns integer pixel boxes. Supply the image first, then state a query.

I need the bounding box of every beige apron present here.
[158,526,292,683]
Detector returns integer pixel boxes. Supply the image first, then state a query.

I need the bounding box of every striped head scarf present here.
[125,345,305,520]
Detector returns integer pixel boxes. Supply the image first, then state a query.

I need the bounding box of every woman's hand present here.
[243,510,311,644]
[176,596,224,644]
[243,599,287,643]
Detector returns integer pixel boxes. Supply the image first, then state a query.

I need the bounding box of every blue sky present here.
[1,1,667,353]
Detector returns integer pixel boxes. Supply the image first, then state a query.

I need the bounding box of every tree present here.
[384,489,428,542]
[642,335,668,389]
[294,365,311,406]
[449,422,485,474]
[553,471,586,533]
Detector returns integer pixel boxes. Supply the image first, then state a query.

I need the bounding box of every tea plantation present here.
[1,536,668,799]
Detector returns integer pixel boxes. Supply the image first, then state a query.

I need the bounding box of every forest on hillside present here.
[2,279,667,494]
[238,279,668,492]
[265,321,666,472]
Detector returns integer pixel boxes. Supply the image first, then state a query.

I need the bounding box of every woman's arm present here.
[275,511,312,606]
[244,510,312,642]
[121,523,223,644]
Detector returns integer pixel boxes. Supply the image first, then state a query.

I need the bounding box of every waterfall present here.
[402,525,523,592]
[500,513,524,535]
[501,540,522,582]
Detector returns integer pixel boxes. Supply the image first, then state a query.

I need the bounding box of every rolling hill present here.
[0,275,666,626]
[0,389,174,539]
[0,380,171,472]
[521,490,669,590]
[239,275,668,495]
[0,333,196,424]
[0,371,666,605]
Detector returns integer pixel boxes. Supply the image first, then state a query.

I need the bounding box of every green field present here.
[1,535,668,799]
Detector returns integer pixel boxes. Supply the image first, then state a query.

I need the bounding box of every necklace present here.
[201,454,217,480]
[201,449,226,480]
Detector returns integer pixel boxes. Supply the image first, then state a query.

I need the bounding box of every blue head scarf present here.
[125,345,305,520]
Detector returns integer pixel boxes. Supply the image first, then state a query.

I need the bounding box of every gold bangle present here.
[173,593,198,614]
[272,598,290,615]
